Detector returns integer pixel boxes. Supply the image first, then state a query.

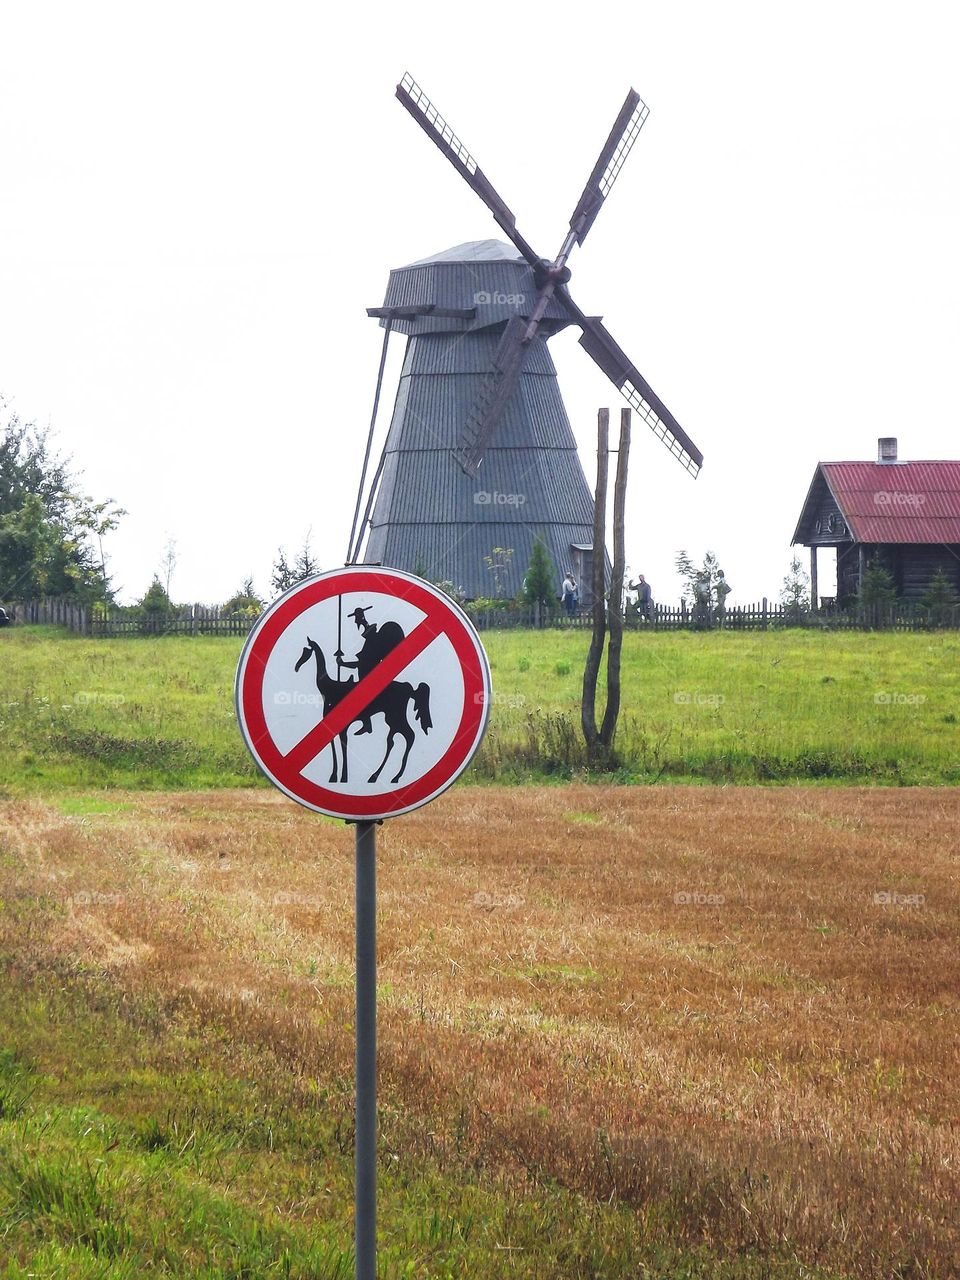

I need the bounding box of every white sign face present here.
[236,566,491,821]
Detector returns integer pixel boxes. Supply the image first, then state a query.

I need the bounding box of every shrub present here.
[523,536,557,607]
[466,597,510,614]
[920,567,959,626]
[223,578,264,616]
[137,577,174,635]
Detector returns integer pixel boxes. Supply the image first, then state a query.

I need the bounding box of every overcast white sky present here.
[2,1,958,605]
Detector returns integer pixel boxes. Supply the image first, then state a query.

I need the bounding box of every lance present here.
[337,594,343,683]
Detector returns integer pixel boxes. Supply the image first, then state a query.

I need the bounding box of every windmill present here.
[348,74,703,600]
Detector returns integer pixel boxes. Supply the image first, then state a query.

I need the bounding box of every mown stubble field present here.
[0,784,956,1277]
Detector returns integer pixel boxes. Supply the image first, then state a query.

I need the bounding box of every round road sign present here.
[235,566,492,820]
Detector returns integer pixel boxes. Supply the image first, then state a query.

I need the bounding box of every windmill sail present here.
[455,315,530,475]
[396,75,541,268]
[395,75,701,477]
[568,89,649,245]
[572,308,703,475]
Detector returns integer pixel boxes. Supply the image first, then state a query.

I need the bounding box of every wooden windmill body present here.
[363,239,603,599]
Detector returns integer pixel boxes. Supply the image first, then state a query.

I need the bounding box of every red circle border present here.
[236,568,491,820]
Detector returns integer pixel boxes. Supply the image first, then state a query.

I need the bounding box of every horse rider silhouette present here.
[335,606,405,735]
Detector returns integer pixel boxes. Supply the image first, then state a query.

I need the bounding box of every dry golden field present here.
[1,784,958,1277]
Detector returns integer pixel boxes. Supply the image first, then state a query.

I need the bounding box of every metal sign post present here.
[354,819,377,1280]
[235,566,491,1279]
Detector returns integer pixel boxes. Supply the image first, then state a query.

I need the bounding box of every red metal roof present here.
[821,461,960,543]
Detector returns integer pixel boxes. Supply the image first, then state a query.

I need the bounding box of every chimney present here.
[877,437,898,463]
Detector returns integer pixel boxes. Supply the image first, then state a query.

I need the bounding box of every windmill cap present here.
[404,240,523,267]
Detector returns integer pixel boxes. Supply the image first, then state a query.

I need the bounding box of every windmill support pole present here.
[352,453,388,568]
[600,409,631,749]
[348,320,393,564]
[810,546,819,612]
[581,408,609,757]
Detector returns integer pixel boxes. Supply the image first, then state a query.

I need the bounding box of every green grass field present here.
[1,625,958,1278]
[1,625,958,790]
[0,964,833,1280]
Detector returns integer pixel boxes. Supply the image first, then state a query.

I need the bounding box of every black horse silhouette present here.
[294,637,432,785]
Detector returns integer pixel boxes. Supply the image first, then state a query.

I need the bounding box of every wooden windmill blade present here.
[454,316,530,475]
[559,289,703,475]
[567,89,649,246]
[396,74,542,269]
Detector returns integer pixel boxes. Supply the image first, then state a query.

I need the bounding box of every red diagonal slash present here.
[283,617,439,776]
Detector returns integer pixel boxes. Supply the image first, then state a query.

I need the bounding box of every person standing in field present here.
[629,574,654,621]
[561,570,578,617]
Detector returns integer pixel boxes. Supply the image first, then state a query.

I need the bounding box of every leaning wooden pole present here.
[600,408,631,749]
[581,409,609,758]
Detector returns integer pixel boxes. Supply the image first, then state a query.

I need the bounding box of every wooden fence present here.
[8,597,92,633]
[6,595,960,637]
[470,599,960,631]
[6,599,257,637]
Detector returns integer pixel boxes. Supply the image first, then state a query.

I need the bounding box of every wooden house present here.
[792,438,960,606]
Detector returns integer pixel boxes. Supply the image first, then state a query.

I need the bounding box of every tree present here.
[675,549,731,627]
[271,547,296,595]
[857,559,897,609]
[73,496,126,593]
[675,549,696,600]
[0,494,58,598]
[293,536,320,582]
[160,537,178,599]
[137,576,173,634]
[272,533,320,594]
[0,404,121,603]
[522,536,556,608]
[920,567,959,626]
[139,577,172,611]
[676,550,730,607]
[223,578,264,616]
[581,408,631,764]
[780,555,811,623]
